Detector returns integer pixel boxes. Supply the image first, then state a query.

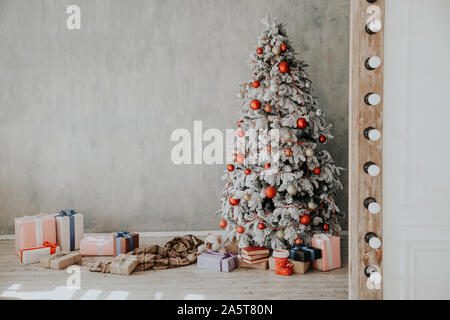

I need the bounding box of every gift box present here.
[40,251,82,270]
[113,231,139,256]
[312,234,341,271]
[109,254,139,275]
[269,256,311,274]
[289,245,322,261]
[298,245,322,261]
[19,242,60,264]
[55,210,84,251]
[15,214,56,255]
[80,236,114,256]
[237,257,269,270]
[289,246,311,262]
[197,252,237,272]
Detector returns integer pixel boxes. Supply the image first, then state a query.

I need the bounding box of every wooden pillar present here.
[349,0,385,300]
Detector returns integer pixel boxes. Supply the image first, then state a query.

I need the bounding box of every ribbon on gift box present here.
[203,251,237,272]
[299,245,319,261]
[83,236,112,256]
[20,241,57,263]
[289,245,302,260]
[55,210,77,251]
[313,233,334,270]
[115,231,134,254]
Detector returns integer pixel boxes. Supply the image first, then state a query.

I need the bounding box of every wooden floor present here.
[0,234,348,300]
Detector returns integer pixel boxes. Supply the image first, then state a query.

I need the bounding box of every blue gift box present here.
[289,245,322,262]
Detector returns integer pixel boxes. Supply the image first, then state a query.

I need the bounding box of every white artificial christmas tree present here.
[219,15,343,250]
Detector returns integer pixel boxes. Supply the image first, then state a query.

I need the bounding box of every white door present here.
[384,0,450,299]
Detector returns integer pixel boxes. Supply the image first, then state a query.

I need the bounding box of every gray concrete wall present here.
[0,0,349,234]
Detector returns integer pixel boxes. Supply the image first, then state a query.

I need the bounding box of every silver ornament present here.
[272,45,281,56]
[308,201,317,210]
[281,129,292,141]
[276,230,285,239]
[305,147,315,158]
[316,109,322,116]
[287,185,297,196]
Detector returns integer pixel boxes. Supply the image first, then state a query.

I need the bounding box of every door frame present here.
[348,0,385,300]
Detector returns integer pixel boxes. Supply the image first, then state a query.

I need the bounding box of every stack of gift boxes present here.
[197,234,341,275]
[14,211,140,275]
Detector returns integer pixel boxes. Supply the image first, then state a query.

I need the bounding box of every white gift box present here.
[55,210,84,251]
[19,244,60,264]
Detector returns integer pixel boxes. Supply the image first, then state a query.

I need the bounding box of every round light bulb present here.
[368,164,380,177]
[365,93,381,106]
[366,20,382,34]
[368,202,381,214]
[364,128,381,141]
[366,56,382,70]
[369,237,382,249]
[368,129,381,141]
[369,272,382,285]
[364,162,380,177]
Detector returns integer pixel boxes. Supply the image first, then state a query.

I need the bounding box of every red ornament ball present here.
[252,80,260,88]
[264,104,272,113]
[237,225,245,234]
[220,220,227,228]
[319,135,327,143]
[250,99,261,111]
[258,223,265,230]
[295,238,303,245]
[256,47,263,55]
[284,148,293,157]
[236,153,245,165]
[323,223,330,231]
[229,197,240,206]
[297,118,308,129]
[227,164,235,172]
[237,130,245,137]
[281,43,287,51]
[264,163,271,169]
[278,62,289,73]
[238,120,244,127]
[244,168,252,175]
[313,167,322,175]
[300,214,311,225]
[265,186,277,199]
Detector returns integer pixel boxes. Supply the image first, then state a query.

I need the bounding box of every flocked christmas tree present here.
[218,15,343,250]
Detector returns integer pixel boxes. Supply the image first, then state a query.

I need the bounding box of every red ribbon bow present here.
[42,241,57,254]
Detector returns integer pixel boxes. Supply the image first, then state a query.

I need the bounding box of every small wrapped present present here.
[312,234,341,271]
[237,257,269,270]
[289,245,322,261]
[55,210,84,251]
[19,242,60,264]
[197,251,237,272]
[109,254,138,275]
[40,251,82,270]
[80,236,114,256]
[113,231,139,256]
[269,256,311,274]
[15,214,56,255]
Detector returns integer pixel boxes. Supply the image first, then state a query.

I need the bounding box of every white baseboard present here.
[0,229,347,240]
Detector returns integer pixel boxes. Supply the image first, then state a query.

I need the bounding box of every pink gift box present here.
[312,234,341,271]
[80,236,114,256]
[15,214,57,255]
